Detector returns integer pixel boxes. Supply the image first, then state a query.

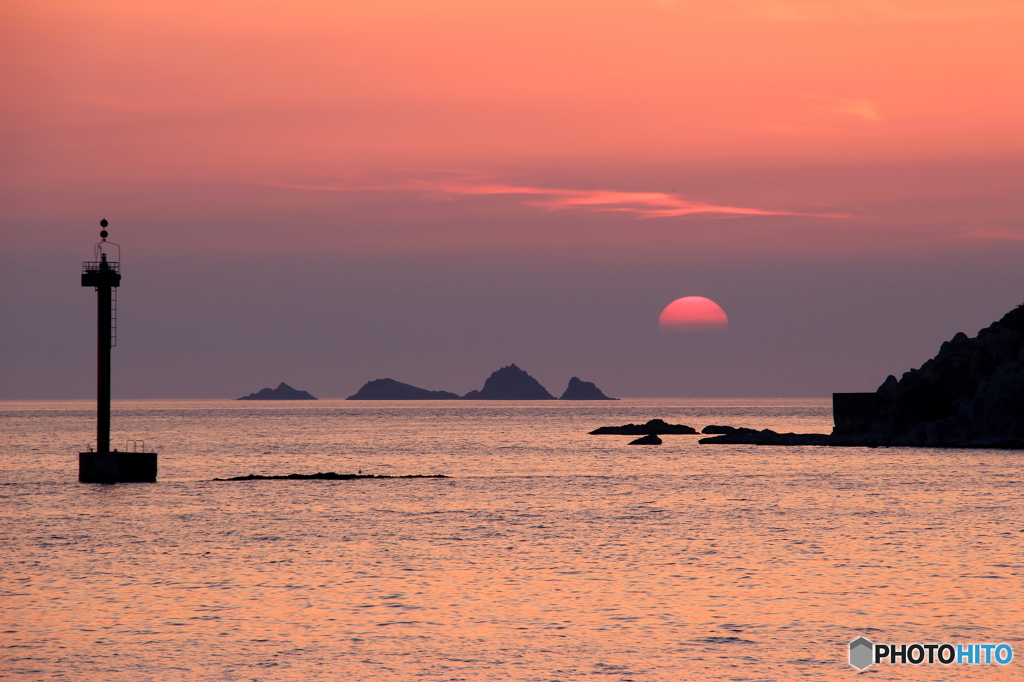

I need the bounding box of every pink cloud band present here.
[263,176,849,220]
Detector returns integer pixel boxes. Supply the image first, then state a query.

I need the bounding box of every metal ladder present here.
[111,287,117,347]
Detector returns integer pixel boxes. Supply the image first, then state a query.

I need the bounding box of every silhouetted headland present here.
[213,472,449,481]
[347,378,460,400]
[560,377,616,400]
[702,302,1024,448]
[590,419,697,435]
[237,382,317,400]
[462,363,555,400]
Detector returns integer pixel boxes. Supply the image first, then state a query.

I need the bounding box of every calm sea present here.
[2,399,1021,681]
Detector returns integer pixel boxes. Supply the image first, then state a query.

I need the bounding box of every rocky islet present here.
[237,382,317,400]
[347,364,613,401]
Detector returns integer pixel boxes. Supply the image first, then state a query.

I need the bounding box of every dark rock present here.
[347,378,460,400]
[463,364,555,400]
[701,424,737,435]
[560,376,616,400]
[629,433,662,445]
[237,382,317,400]
[699,428,832,446]
[590,418,697,435]
[213,472,449,481]
[699,428,1024,449]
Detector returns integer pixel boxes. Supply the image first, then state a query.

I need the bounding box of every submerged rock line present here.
[213,472,449,481]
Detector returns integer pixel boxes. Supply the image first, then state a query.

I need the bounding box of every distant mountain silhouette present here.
[237,382,317,400]
[347,378,461,400]
[560,376,615,400]
[463,364,555,400]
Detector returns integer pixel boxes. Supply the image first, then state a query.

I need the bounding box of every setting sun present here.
[658,296,729,333]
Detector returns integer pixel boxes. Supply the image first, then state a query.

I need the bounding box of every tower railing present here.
[82,261,121,274]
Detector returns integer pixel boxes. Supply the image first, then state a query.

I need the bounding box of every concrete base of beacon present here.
[79,451,158,483]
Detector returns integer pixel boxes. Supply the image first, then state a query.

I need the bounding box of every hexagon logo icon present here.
[849,637,874,670]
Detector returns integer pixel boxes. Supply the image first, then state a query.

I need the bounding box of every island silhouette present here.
[347,378,460,400]
[347,364,614,400]
[462,363,554,399]
[237,382,317,400]
[560,376,616,400]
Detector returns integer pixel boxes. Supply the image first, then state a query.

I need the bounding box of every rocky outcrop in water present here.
[590,419,697,435]
[699,428,832,446]
[560,377,616,400]
[629,433,663,445]
[213,472,448,481]
[701,425,736,435]
[237,382,317,400]
[347,378,460,400]
[462,364,555,400]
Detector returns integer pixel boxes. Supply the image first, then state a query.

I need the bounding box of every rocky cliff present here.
[842,302,1024,446]
[701,302,1024,448]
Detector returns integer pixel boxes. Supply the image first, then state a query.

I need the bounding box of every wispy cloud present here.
[263,175,850,220]
[805,95,880,122]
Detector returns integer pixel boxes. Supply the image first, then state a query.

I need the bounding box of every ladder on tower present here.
[111,286,117,347]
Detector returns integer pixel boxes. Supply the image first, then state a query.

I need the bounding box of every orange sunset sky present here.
[2,0,1023,398]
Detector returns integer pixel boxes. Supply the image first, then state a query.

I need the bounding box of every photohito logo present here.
[849,637,1014,670]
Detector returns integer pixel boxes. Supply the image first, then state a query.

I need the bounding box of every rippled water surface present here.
[2,399,1022,681]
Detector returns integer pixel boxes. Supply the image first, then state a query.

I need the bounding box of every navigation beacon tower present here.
[79,220,158,483]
